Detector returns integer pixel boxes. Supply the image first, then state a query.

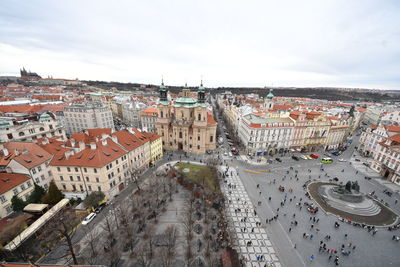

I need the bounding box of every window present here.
[80,185,84,192]
[198,114,201,121]
[84,168,87,173]
[5,205,12,214]
[116,160,119,164]
[35,178,40,183]
[94,168,98,173]
[75,167,78,172]
[70,176,74,181]
[88,185,92,191]
[32,168,37,174]
[13,188,18,195]
[0,195,6,203]
[86,177,89,182]
[60,175,64,181]
[20,184,26,191]
[96,177,99,182]
[48,170,52,176]
[77,176,81,181]
[62,184,66,190]
[198,136,200,141]
[109,183,113,188]
[41,175,45,181]
[37,166,42,172]
[72,185,76,191]
[197,145,200,150]
[27,181,32,187]
[98,186,101,191]
[67,167,71,172]
[210,136,213,142]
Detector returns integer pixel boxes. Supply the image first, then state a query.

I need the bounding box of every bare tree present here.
[159,225,179,267]
[46,209,80,264]
[128,166,142,192]
[181,197,195,264]
[81,226,100,265]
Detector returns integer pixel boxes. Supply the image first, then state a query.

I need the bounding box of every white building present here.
[64,101,114,134]
[122,101,147,128]
[0,113,66,143]
[2,142,54,189]
[380,111,400,126]
[238,114,295,155]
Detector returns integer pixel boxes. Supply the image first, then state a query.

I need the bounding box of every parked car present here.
[301,155,308,160]
[363,162,370,167]
[206,150,213,154]
[292,156,300,161]
[331,151,341,156]
[82,212,96,225]
[95,203,107,214]
[305,155,313,160]
[275,158,282,162]
[310,154,319,159]
[338,158,346,162]
[228,152,233,157]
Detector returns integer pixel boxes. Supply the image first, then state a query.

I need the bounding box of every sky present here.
[0,0,399,89]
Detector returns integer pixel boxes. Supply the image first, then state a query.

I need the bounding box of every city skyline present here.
[1,0,400,90]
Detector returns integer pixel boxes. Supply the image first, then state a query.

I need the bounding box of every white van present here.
[82,212,96,225]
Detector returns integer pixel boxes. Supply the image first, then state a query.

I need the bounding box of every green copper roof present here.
[39,113,51,121]
[0,120,10,129]
[175,97,197,104]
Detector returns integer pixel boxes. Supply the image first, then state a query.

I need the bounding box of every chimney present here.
[90,142,97,150]
[101,133,109,140]
[64,150,74,159]
[127,127,134,134]
[14,149,20,156]
[102,138,108,146]
[111,135,118,144]
[78,141,85,151]
[2,148,9,156]
[70,139,76,147]
[42,137,49,145]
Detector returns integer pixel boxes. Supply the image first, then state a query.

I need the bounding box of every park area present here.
[174,162,221,195]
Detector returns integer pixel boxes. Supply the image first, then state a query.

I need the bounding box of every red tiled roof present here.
[50,138,127,168]
[4,142,52,169]
[0,173,30,195]
[272,104,293,111]
[111,129,145,151]
[385,125,400,133]
[141,107,158,117]
[86,128,112,137]
[388,134,400,144]
[141,132,162,142]
[207,113,217,125]
[0,105,44,114]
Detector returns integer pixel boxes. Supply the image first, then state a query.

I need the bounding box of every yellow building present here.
[143,132,163,165]
[156,83,217,154]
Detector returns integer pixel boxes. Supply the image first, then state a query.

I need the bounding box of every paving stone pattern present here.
[221,165,281,267]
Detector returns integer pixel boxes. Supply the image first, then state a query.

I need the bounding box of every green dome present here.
[39,113,51,121]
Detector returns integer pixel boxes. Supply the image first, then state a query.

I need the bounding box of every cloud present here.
[0,0,399,89]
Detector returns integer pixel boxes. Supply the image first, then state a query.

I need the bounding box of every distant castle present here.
[20,67,41,78]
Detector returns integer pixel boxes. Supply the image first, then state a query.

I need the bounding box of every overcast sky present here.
[0,0,399,89]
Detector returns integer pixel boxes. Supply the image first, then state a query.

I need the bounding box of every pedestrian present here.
[294,243,297,249]
[289,227,292,232]
[344,234,347,238]
[310,255,314,262]
[310,234,313,240]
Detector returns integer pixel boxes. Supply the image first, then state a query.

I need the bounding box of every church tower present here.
[264,88,274,110]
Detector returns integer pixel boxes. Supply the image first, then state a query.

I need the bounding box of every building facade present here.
[64,101,114,134]
[0,173,34,218]
[141,108,158,133]
[156,85,217,154]
[238,114,295,155]
[0,112,66,143]
[3,142,54,189]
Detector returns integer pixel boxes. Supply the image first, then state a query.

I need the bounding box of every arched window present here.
[160,111,163,118]
[19,131,25,136]
[198,113,201,121]
[39,127,45,131]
